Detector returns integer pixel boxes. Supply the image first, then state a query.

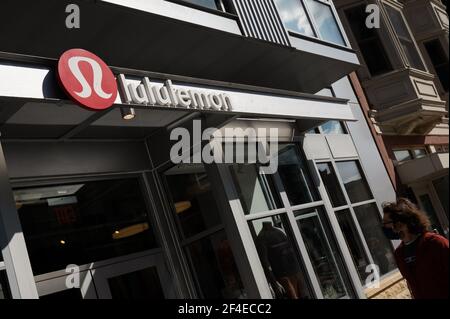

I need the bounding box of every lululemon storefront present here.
[0,40,400,299]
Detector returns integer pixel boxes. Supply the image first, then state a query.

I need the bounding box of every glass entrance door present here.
[35,252,172,299]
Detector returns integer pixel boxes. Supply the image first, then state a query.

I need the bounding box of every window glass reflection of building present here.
[14,178,159,276]
[250,216,313,299]
[165,166,246,299]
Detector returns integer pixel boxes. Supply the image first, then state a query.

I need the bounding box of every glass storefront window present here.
[353,203,396,276]
[0,270,12,299]
[433,175,449,219]
[335,209,371,284]
[15,178,159,276]
[320,121,347,134]
[249,214,314,299]
[419,194,444,235]
[166,169,222,238]
[185,231,246,299]
[295,207,352,299]
[335,161,373,204]
[277,144,319,207]
[317,163,346,207]
[165,165,246,299]
[274,0,315,37]
[305,0,345,46]
[230,164,281,215]
[384,5,425,71]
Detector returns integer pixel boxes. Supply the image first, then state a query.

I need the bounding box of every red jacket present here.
[394,232,449,299]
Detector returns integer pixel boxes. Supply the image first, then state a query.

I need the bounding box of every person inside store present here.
[256,221,306,299]
[382,198,449,299]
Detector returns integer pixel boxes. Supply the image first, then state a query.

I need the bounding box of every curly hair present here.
[382,198,431,234]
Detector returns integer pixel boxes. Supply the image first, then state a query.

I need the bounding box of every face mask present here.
[382,227,401,240]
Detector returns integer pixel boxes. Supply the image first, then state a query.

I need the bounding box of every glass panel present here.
[0,270,12,299]
[277,144,319,206]
[344,5,392,76]
[433,175,449,219]
[182,0,219,10]
[305,0,345,45]
[185,231,246,299]
[320,121,346,134]
[385,5,425,71]
[165,167,222,239]
[412,149,427,159]
[40,288,84,300]
[419,194,444,235]
[424,40,449,92]
[353,203,396,276]
[15,179,159,275]
[335,161,373,204]
[108,267,165,299]
[317,163,346,207]
[249,214,314,299]
[295,207,352,299]
[393,150,412,162]
[230,164,281,215]
[336,209,371,284]
[274,0,315,37]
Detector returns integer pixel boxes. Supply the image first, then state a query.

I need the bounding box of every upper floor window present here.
[344,4,393,76]
[177,0,230,12]
[275,0,315,37]
[305,0,345,46]
[384,4,426,71]
[424,39,449,92]
[393,148,428,163]
[275,0,346,46]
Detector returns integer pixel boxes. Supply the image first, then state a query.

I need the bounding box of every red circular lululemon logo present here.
[57,49,118,110]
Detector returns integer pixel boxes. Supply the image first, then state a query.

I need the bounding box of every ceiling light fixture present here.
[112,223,149,240]
[175,201,192,214]
[121,107,136,120]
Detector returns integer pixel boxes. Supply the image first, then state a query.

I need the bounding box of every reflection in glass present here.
[419,194,443,235]
[166,169,222,239]
[393,150,412,162]
[320,121,346,134]
[250,215,313,299]
[15,179,159,275]
[433,175,449,219]
[0,270,12,299]
[335,161,373,203]
[182,0,219,10]
[295,207,351,299]
[336,210,371,284]
[317,163,346,207]
[186,231,246,299]
[277,144,319,206]
[384,5,425,71]
[305,0,345,45]
[230,164,280,215]
[108,267,165,299]
[353,203,396,276]
[274,0,315,37]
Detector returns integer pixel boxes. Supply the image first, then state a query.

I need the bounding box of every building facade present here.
[334,0,449,241]
[0,0,423,299]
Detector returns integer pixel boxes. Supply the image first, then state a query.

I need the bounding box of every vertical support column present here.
[0,141,38,299]
[205,164,273,299]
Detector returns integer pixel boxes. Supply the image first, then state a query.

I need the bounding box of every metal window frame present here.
[379,0,428,72]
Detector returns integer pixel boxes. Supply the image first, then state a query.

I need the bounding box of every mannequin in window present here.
[256,221,306,299]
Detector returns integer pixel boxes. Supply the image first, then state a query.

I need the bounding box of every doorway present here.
[35,252,172,299]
